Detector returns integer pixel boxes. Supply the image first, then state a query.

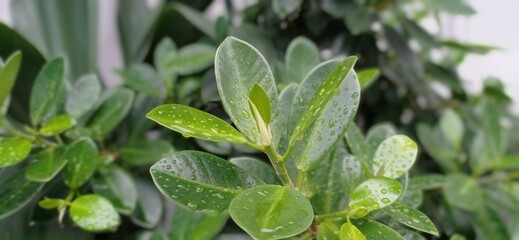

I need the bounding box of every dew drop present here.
[351,92,359,99]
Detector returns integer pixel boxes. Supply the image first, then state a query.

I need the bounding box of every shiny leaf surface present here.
[69,194,120,232]
[0,138,32,168]
[25,146,66,182]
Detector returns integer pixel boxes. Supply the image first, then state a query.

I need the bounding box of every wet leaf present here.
[443,173,483,211]
[372,135,418,179]
[87,88,134,139]
[147,104,246,144]
[66,74,101,118]
[25,145,66,182]
[39,114,76,136]
[0,171,44,219]
[0,51,22,110]
[340,222,366,240]
[0,138,32,168]
[348,177,403,218]
[170,203,228,240]
[317,221,340,240]
[355,219,404,240]
[150,151,261,212]
[272,0,302,19]
[384,202,439,236]
[69,194,120,232]
[229,185,313,240]
[30,58,65,126]
[62,138,98,188]
[91,165,138,215]
[285,36,320,84]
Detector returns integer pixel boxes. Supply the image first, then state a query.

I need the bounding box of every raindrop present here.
[351,92,359,99]
[242,109,250,119]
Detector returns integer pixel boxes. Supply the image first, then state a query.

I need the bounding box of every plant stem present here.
[314,210,349,222]
[264,145,294,187]
[0,118,36,140]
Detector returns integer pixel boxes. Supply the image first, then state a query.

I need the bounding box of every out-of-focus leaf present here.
[120,140,173,166]
[171,2,216,39]
[416,123,459,172]
[422,0,475,15]
[230,157,280,185]
[277,84,297,154]
[118,63,166,99]
[165,43,215,75]
[272,0,302,19]
[66,74,101,118]
[69,194,120,232]
[473,206,510,240]
[170,203,228,240]
[400,17,438,47]
[355,219,404,240]
[344,3,377,35]
[131,179,163,229]
[0,51,22,110]
[30,58,65,126]
[154,37,177,94]
[383,25,422,74]
[285,37,320,84]
[443,173,483,211]
[39,114,75,136]
[439,109,464,150]
[0,139,32,168]
[62,138,98,188]
[408,174,445,190]
[345,123,370,168]
[0,171,44,219]
[25,146,66,182]
[365,123,397,160]
[441,40,500,54]
[91,165,138,215]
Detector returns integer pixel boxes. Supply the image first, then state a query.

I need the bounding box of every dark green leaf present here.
[408,174,445,190]
[0,138,32,168]
[0,171,44,219]
[25,146,66,182]
[348,177,403,218]
[400,17,438,47]
[87,88,135,139]
[171,2,216,39]
[0,51,22,110]
[416,123,459,172]
[473,206,509,240]
[230,157,280,185]
[443,173,483,211]
[345,123,371,168]
[91,165,138,215]
[355,219,404,240]
[150,151,261,212]
[165,43,215,75]
[441,40,500,54]
[118,63,166,99]
[69,194,120,232]
[62,138,98,188]
[383,25,422,74]
[65,74,101,118]
[154,37,177,93]
[147,104,246,144]
[357,68,379,90]
[170,203,228,240]
[30,58,65,126]
[372,135,418,179]
[229,185,314,240]
[39,114,76,136]
[285,36,320,84]
[277,83,298,154]
[384,202,439,236]
[120,140,173,166]
[344,3,377,35]
[340,222,366,240]
[131,179,163,228]
[422,0,476,15]
[272,0,302,19]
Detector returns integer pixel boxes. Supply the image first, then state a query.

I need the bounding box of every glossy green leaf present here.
[147,104,246,143]
[62,138,98,188]
[357,68,379,90]
[25,146,66,182]
[69,194,120,232]
[118,63,166,99]
[277,83,298,154]
[87,88,134,139]
[0,171,44,219]
[340,222,366,240]
[249,83,272,125]
[439,109,464,150]
[443,173,483,211]
[0,51,22,110]
[317,221,340,240]
[29,58,65,126]
[131,179,163,228]
[91,165,137,215]
[355,219,404,240]
[230,157,280,185]
[372,135,418,179]
[150,151,261,212]
[272,0,302,19]
[65,74,101,118]
[170,203,228,240]
[348,177,403,218]
[39,114,75,136]
[165,43,215,75]
[229,185,313,240]
[289,59,360,170]
[215,36,280,146]
[285,36,320,84]
[384,202,439,236]
[120,140,173,166]
[365,123,397,159]
[0,138,32,168]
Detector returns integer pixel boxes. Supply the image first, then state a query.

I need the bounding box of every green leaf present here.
[348,177,403,218]
[272,0,302,19]
[230,157,281,185]
[450,234,466,240]
[87,88,135,139]
[133,230,168,240]
[0,51,22,110]
[170,203,228,240]
[229,185,314,240]
[439,109,464,150]
[443,173,483,211]
[355,219,404,240]
[38,198,65,209]
[384,202,439,236]
[120,140,173,166]
[91,165,138,215]
[277,83,298,154]
[373,135,418,179]
[422,0,476,15]
[154,37,177,93]
[171,2,216,39]
[344,3,377,35]
[65,74,101,118]
[473,206,510,240]
[62,138,98,188]
[29,58,65,126]
[285,36,320,84]
[150,151,261,212]
[345,123,371,168]
[0,138,32,168]
[495,155,519,170]
[289,56,358,152]
[400,17,438,47]
[39,114,76,136]
[441,40,500,54]
[249,83,272,125]
[408,174,445,190]
[365,123,397,160]
[147,104,246,144]
[0,171,44,219]
[340,222,366,240]
[69,194,120,232]
[357,68,380,90]
[165,43,215,75]
[416,123,459,172]
[215,37,280,146]
[118,63,166,99]
[317,221,340,240]
[131,179,163,228]
[25,146,66,182]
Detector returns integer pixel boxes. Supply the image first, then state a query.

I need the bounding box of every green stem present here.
[314,210,350,223]
[295,170,306,190]
[0,118,35,140]
[264,145,294,187]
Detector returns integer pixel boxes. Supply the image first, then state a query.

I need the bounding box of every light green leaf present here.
[355,219,405,240]
[384,202,439,236]
[340,222,366,240]
[272,0,302,19]
[0,51,22,110]
[25,145,66,182]
[249,83,272,125]
[0,138,32,168]
[150,151,261,212]
[215,36,280,146]
[172,2,216,39]
[439,109,464,150]
[29,58,65,126]
[317,221,340,240]
[131,179,163,228]
[118,63,166,99]
[91,165,138,215]
[372,135,418,179]
[120,140,173,166]
[230,157,281,185]
[147,104,246,144]
[441,40,500,54]
[365,123,397,160]
[289,56,357,152]
[69,194,120,232]
[39,114,76,136]
[165,43,215,75]
[170,203,228,240]
[66,74,101,118]
[357,68,380,90]
[285,36,320,84]
[38,198,65,209]
[0,171,44,219]
[87,88,135,140]
[62,138,98,188]
[229,185,314,240]
[348,177,403,218]
[443,173,483,211]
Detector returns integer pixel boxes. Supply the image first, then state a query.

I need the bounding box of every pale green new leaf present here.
[0,172,44,219]
[0,138,32,168]
[30,58,65,126]
[91,165,138,215]
[340,222,366,240]
[317,221,340,240]
[372,135,418,179]
[443,173,483,211]
[62,138,98,188]
[87,88,134,139]
[39,114,76,136]
[66,74,101,118]
[0,51,22,109]
[147,104,246,144]
[439,109,464,150]
[384,202,439,236]
[357,68,380,90]
[229,185,314,240]
[348,177,403,218]
[285,36,320,84]
[25,145,66,182]
[69,194,120,232]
